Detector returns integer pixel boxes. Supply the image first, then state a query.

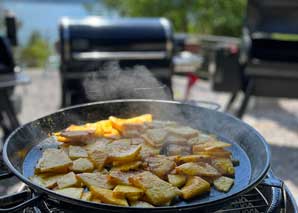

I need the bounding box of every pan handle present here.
[260,170,287,213]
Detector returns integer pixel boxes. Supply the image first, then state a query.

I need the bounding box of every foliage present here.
[19,31,52,67]
[96,0,246,37]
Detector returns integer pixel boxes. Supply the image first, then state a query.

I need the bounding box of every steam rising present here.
[83,62,171,101]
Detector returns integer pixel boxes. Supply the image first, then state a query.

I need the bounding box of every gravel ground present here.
[1,69,298,201]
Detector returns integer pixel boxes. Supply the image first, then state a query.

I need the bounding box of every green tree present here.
[19,31,52,67]
[96,0,246,37]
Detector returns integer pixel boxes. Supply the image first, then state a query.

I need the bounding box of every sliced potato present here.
[130,200,154,207]
[57,172,79,189]
[71,158,94,173]
[142,129,168,147]
[192,141,231,152]
[77,172,114,189]
[91,198,102,203]
[90,186,128,206]
[88,150,108,171]
[181,176,210,199]
[68,145,88,160]
[30,174,64,189]
[165,126,199,139]
[211,158,235,177]
[139,143,161,159]
[178,154,212,163]
[35,148,72,174]
[113,185,144,200]
[175,162,220,177]
[213,176,234,192]
[81,191,92,201]
[108,145,142,162]
[112,161,142,172]
[129,171,180,206]
[168,174,186,188]
[145,156,176,179]
[193,148,232,158]
[165,144,191,156]
[55,187,84,199]
[108,171,140,185]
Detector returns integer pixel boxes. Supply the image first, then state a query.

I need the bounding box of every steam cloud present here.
[83,62,171,101]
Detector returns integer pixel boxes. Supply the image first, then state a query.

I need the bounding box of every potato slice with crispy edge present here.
[68,145,88,160]
[88,150,108,171]
[81,191,92,201]
[213,176,234,192]
[181,176,210,199]
[211,158,235,177]
[35,148,72,174]
[70,158,94,173]
[55,187,84,199]
[108,171,141,186]
[113,185,144,200]
[57,172,79,189]
[77,172,114,189]
[168,174,186,188]
[90,186,129,206]
[192,141,231,152]
[129,171,181,206]
[165,126,199,139]
[108,145,142,162]
[111,161,143,172]
[175,162,220,177]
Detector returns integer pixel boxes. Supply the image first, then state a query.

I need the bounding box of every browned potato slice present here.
[90,186,128,206]
[129,171,181,206]
[175,162,220,177]
[57,172,79,189]
[121,123,145,137]
[69,146,88,160]
[71,158,94,173]
[181,176,210,199]
[83,138,110,153]
[81,191,92,201]
[192,141,231,152]
[139,143,161,159]
[213,176,234,192]
[88,150,108,171]
[55,187,84,199]
[142,129,168,147]
[130,200,154,207]
[168,174,186,188]
[111,161,142,172]
[113,185,144,199]
[30,174,64,189]
[108,145,142,162]
[35,149,72,173]
[193,148,232,158]
[108,171,141,185]
[77,173,114,189]
[211,158,235,177]
[165,144,191,156]
[145,156,176,179]
[59,130,94,144]
[178,155,212,164]
[164,135,187,145]
[165,127,199,139]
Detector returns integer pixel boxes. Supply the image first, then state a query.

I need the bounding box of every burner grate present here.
[216,187,269,213]
[20,187,270,213]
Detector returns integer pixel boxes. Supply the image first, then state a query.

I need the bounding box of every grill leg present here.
[225,92,238,111]
[236,79,254,118]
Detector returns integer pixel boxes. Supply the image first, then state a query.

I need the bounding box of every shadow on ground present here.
[246,98,298,133]
[270,144,298,188]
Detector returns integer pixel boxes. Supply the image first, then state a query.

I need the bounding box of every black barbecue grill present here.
[59,17,174,107]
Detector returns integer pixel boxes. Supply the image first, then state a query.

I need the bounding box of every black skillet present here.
[1,99,279,212]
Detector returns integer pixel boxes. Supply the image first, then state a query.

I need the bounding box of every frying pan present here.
[1,99,272,212]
